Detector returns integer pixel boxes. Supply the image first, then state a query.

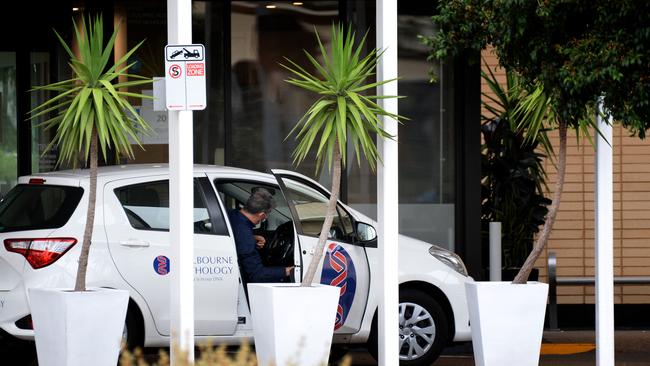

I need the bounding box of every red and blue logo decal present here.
[154,255,170,276]
[320,243,357,330]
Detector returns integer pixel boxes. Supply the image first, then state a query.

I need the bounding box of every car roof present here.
[22,164,269,181]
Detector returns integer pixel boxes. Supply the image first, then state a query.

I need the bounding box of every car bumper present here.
[0,284,34,340]
[444,272,473,341]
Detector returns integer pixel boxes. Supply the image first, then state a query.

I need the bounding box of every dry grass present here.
[119,341,353,366]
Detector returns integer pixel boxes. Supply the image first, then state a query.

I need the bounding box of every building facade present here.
[482,49,650,309]
[5,1,650,312]
[0,1,482,276]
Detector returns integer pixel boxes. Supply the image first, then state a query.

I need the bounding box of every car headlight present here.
[429,245,468,277]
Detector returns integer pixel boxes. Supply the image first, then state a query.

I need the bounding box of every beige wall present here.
[480,48,505,121]
[481,48,650,304]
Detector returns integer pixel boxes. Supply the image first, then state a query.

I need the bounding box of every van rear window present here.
[0,184,83,233]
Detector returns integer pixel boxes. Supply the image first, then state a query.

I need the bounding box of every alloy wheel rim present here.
[398,301,436,360]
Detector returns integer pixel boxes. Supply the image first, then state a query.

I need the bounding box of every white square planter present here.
[466,281,549,366]
[248,283,340,366]
[29,287,129,366]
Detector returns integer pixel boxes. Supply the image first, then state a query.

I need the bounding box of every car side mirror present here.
[356,222,377,246]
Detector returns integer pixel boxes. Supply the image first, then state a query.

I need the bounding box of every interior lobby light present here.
[293,2,303,5]
[265,4,276,9]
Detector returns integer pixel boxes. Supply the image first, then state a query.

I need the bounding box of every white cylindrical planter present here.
[466,282,549,366]
[248,283,340,366]
[29,287,129,366]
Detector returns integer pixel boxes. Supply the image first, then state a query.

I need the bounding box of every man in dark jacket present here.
[228,188,293,283]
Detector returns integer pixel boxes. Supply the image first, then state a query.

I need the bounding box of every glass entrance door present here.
[0,52,16,198]
[30,52,56,174]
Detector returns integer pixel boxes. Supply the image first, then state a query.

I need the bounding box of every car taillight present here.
[4,238,77,269]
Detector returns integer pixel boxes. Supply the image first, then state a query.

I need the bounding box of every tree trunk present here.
[74,126,98,292]
[301,141,342,287]
[513,121,568,284]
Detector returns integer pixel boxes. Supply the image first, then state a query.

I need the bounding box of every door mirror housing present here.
[356,222,377,246]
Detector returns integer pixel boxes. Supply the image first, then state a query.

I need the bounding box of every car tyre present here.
[2,338,38,366]
[123,304,144,351]
[367,289,449,366]
[328,345,349,365]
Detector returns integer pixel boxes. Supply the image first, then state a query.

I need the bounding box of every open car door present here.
[271,170,371,334]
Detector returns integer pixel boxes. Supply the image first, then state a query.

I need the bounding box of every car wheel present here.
[2,339,38,365]
[328,345,349,365]
[367,289,449,366]
[123,305,144,351]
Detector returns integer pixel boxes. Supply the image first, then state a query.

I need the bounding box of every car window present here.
[338,207,354,236]
[214,180,292,231]
[281,178,354,243]
[0,184,83,233]
[114,179,218,234]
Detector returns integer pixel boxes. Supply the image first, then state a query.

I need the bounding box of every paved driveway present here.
[345,330,650,365]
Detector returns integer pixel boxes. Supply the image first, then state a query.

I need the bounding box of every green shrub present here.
[480,68,551,270]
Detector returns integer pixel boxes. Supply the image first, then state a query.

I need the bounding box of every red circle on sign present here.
[168,64,182,79]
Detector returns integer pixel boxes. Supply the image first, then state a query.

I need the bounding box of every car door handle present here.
[119,240,150,248]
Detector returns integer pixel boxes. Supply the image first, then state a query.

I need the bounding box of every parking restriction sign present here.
[186,63,204,76]
[169,64,182,79]
[164,44,206,110]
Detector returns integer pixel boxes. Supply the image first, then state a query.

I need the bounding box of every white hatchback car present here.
[0,164,472,365]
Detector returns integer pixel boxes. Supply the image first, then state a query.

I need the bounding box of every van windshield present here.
[0,184,83,233]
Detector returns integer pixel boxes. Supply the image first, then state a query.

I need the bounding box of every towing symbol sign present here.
[164,44,206,110]
[166,46,204,61]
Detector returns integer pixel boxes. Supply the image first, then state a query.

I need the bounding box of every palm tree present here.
[282,24,403,287]
[480,66,552,271]
[28,15,151,291]
[510,79,598,284]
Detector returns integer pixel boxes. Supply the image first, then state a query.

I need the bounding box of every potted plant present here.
[247,24,402,366]
[27,15,151,366]
[424,1,650,364]
[463,66,555,365]
[480,68,552,281]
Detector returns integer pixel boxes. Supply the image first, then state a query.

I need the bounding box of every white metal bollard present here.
[489,222,502,281]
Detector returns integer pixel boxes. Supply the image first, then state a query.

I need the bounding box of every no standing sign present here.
[164,44,207,110]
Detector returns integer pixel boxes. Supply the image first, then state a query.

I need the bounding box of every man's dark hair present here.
[244,188,276,214]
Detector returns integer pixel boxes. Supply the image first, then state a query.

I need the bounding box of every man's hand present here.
[285,266,295,277]
[254,235,266,249]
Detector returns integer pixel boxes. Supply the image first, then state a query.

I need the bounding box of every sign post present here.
[166,0,205,363]
[595,101,615,366]
[377,0,399,364]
